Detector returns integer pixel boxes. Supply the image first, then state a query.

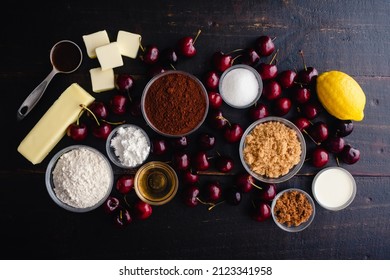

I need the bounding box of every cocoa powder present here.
[144,72,207,135]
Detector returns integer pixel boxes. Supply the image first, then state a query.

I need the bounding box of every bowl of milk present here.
[312,167,357,211]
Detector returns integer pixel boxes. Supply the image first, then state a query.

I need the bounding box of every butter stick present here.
[17,83,95,164]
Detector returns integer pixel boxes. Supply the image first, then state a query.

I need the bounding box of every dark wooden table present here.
[1,0,389,260]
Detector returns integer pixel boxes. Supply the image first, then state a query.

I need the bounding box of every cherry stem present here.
[250,180,262,190]
[101,119,126,126]
[193,29,202,45]
[302,129,321,146]
[226,48,244,56]
[208,200,224,211]
[124,194,131,208]
[170,63,176,70]
[336,156,341,167]
[80,104,100,126]
[139,37,145,53]
[269,49,279,65]
[76,106,85,126]
[271,36,277,42]
[216,115,231,127]
[299,50,307,71]
[231,54,243,65]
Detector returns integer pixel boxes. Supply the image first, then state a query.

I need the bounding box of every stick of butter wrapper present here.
[17,83,95,164]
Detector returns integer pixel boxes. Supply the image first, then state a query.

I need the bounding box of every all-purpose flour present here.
[52,148,111,208]
[110,126,150,167]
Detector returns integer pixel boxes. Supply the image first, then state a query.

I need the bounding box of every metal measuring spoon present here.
[17,40,83,121]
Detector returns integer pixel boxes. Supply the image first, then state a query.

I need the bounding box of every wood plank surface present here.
[0,0,389,260]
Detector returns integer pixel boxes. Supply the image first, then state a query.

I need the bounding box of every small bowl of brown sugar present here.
[239,116,306,183]
[271,188,315,232]
[141,70,209,137]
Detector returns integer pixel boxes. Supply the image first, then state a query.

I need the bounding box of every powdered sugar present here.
[110,125,150,167]
[52,147,112,208]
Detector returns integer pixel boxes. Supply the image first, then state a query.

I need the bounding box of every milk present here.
[312,167,356,210]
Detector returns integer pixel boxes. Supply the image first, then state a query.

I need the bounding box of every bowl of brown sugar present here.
[271,188,315,232]
[141,70,209,137]
[239,116,306,183]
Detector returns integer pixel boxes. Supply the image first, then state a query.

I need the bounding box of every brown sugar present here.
[243,121,302,178]
[273,190,313,227]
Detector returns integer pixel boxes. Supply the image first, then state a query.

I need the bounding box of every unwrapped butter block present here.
[82,30,110,59]
[89,67,115,93]
[117,30,141,58]
[17,83,95,165]
[96,42,123,70]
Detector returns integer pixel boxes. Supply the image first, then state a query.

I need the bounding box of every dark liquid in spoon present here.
[51,41,82,72]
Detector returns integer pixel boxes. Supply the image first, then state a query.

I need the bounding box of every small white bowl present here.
[219,64,263,109]
[312,167,357,211]
[45,145,113,213]
[106,124,151,169]
[271,188,316,232]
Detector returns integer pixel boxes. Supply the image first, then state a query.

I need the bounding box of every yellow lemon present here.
[316,71,366,121]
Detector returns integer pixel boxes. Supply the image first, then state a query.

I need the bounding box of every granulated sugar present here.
[110,125,150,167]
[220,66,260,108]
[52,148,111,208]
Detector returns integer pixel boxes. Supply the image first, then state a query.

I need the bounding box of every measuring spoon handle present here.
[17,68,58,121]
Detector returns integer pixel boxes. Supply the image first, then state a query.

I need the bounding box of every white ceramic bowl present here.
[106,124,151,169]
[45,145,113,213]
[239,116,306,183]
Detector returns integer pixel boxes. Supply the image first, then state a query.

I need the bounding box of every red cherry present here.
[104,196,120,214]
[308,121,329,144]
[171,136,189,150]
[311,147,329,168]
[273,97,292,116]
[216,155,234,173]
[184,186,200,207]
[177,29,201,58]
[212,51,232,72]
[301,102,321,119]
[147,64,166,78]
[192,151,210,171]
[151,137,169,155]
[110,94,128,115]
[241,48,260,66]
[224,123,243,143]
[292,87,311,104]
[114,207,132,227]
[67,123,88,141]
[116,175,134,194]
[259,183,277,201]
[92,123,112,139]
[198,132,216,150]
[172,151,191,171]
[325,136,345,153]
[262,80,282,100]
[205,181,222,202]
[255,35,275,56]
[141,45,159,64]
[340,145,360,164]
[249,103,269,121]
[235,173,256,193]
[208,110,228,130]
[88,101,108,119]
[116,73,134,93]
[293,117,311,132]
[208,91,223,109]
[278,70,297,89]
[204,71,220,90]
[297,50,318,84]
[134,200,152,220]
[182,169,199,185]
[252,202,271,222]
[257,63,277,80]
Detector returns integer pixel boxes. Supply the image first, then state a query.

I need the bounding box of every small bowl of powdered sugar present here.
[106,124,151,169]
[45,145,114,213]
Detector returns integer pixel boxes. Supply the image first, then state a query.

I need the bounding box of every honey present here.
[134,161,178,205]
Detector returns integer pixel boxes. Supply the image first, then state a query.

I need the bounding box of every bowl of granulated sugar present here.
[219,64,263,108]
[45,145,114,213]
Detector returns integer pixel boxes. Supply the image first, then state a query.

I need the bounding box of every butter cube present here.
[117,30,141,58]
[89,67,115,93]
[96,42,124,70]
[82,30,110,58]
[17,83,95,165]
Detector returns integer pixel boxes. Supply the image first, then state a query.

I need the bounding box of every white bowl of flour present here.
[45,145,114,212]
